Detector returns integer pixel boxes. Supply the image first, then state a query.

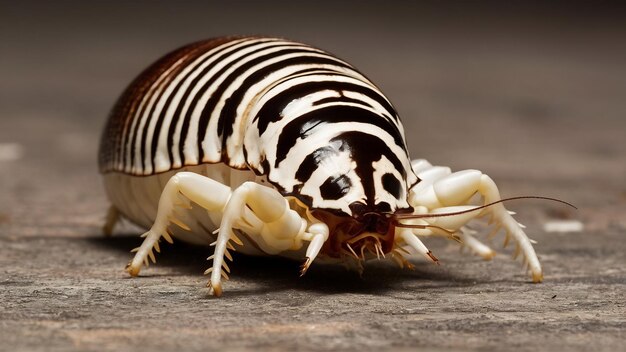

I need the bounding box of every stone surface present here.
[1,2,624,351]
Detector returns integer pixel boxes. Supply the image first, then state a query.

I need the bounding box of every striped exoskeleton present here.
[100,36,545,296]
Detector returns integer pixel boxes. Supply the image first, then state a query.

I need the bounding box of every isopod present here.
[99,36,548,296]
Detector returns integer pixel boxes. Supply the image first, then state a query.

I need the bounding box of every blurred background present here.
[1,1,625,351]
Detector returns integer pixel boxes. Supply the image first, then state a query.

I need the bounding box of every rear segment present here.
[99,37,239,175]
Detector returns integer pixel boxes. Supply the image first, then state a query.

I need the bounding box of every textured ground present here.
[1,2,624,351]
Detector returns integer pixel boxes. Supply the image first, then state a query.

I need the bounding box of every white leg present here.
[126,172,231,277]
[396,228,439,263]
[458,227,496,260]
[299,223,329,276]
[127,173,327,297]
[407,159,542,282]
[477,175,543,282]
[205,181,327,296]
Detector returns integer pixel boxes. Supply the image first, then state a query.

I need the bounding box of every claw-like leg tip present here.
[299,258,311,277]
[125,262,140,277]
[532,272,543,283]
[427,250,439,264]
[482,250,496,261]
[208,281,223,297]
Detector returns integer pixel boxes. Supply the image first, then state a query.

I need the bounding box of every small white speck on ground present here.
[543,220,584,233]
[0,143,24,162]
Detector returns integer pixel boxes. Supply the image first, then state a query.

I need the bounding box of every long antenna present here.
[393,196,577,221]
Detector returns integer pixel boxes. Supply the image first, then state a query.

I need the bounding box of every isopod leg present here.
[396,228,439,263]
[408,159,542,282]
[478,175,543,282]
[126,172,232,277]
[127,174,324,296]
[458,228,496,260]
[299,223,329,276]
[207,181,315,296]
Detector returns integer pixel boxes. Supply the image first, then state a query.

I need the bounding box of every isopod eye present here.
[320,175,352,200]
[382,173,402,199]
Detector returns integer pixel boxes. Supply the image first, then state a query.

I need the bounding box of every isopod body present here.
[99,36,543,296]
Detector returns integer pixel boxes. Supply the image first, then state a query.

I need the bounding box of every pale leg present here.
[206,181,328,296]
[127,173,327,297]
[126,172,231,276]
[407,159,542,282]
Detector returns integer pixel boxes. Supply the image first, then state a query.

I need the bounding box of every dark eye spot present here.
[382,173,402,199]
[320,175,352,200]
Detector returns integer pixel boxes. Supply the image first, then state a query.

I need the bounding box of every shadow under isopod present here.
[87,233,478,297]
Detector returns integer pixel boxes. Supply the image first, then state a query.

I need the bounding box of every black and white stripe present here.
[99,36,418,216]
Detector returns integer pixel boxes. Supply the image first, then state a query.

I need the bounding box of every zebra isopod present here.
[99,36,544,296]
